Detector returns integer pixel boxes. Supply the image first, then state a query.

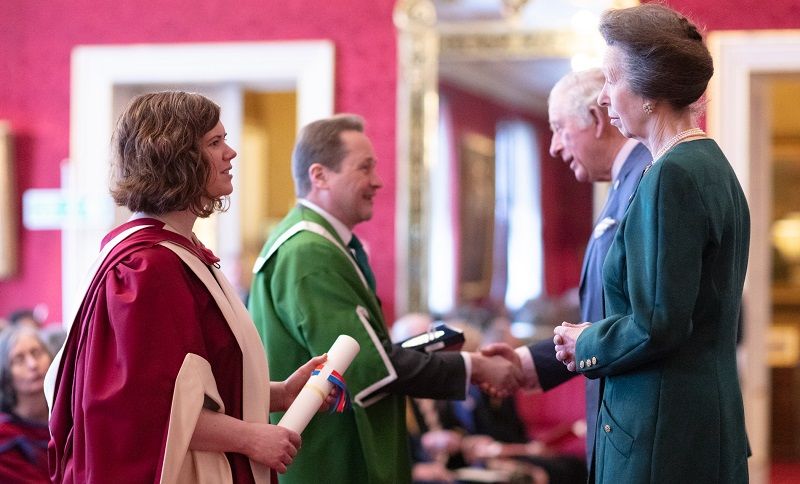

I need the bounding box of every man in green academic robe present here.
[248,114,520,483]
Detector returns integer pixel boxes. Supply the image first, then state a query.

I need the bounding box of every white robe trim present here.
[352,305,397,408]
[159,353,232,484]
[42,221,272,483]
[253,220,369,291]
[161,241,271,484]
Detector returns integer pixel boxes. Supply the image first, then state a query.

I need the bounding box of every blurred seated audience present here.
[392,312,587,484]
[0,325,53,483]
[510,292,580,344]
[6,306,66,355]
[7,309,42,329]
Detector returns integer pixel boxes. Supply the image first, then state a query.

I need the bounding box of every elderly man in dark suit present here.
[484,67,651,469]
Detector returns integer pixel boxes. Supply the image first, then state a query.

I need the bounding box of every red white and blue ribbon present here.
[311,364,351,413]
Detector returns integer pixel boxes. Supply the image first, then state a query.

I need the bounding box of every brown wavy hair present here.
[110,91,225,218]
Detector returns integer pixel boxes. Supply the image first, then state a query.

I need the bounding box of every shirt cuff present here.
[460,351,472,398]
[515,345,541,391]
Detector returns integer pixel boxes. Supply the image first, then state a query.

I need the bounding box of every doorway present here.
[764,76,800,477]
[709,30,800,484]
[64,41,334,320]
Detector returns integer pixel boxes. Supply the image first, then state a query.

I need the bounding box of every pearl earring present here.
[643,103,654,114]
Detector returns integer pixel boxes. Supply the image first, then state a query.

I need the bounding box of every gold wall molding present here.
[0,121,17,279]
[394,0,438,314]
[440,29,581,59]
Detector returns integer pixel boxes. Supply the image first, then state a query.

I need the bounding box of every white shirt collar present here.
[611,139,641,182]
[297,198,353,245]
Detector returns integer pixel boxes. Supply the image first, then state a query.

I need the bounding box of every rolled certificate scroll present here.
[277,334,360,433]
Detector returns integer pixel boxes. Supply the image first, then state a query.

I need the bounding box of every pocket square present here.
[593,217,617,239]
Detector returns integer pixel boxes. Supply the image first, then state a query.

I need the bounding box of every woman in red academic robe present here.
[45,91,323,484]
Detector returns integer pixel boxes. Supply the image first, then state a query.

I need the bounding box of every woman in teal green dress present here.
[553,4,750,483]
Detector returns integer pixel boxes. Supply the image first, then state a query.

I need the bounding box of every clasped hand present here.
[553,322,590,372]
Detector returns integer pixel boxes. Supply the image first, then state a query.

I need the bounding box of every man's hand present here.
[480,342,521,369]
[469,352,522,398]
[553,322,590,372]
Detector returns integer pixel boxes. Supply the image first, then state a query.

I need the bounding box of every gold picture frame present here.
[458,133,495,303]
[0,121,17,279]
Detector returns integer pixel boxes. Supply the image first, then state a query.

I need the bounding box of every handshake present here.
[468,344,525,398]
[469,321,592,398]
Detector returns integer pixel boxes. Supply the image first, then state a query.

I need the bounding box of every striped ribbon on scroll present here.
[311,364,351,413]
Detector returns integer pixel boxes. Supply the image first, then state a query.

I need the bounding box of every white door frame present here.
[65,41,334,320]
[708,29,800,484]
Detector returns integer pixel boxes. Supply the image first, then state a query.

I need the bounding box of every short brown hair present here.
[599,4,713,110]
[292,114,364,197]
[110,91,224,218]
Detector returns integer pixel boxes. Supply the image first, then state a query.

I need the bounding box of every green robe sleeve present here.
[274,264,399,405]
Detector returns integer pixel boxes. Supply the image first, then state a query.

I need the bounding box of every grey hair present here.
[292,114,365,197]
[548,68,606,128]
[0,325,53,413]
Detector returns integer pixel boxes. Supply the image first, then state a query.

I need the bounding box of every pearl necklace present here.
[653,127,706,161]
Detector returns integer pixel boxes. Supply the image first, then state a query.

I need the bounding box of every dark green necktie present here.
[348,235,376,291]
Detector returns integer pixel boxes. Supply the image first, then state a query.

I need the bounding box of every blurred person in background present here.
[0,325,53,483]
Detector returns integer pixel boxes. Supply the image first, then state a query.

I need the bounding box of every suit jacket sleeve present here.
[527,339,577,391]
[382,343,466,399]
[576,161,707,378]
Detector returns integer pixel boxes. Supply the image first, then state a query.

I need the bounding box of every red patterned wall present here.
[662,0,800,30]
[0,0,398,323]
